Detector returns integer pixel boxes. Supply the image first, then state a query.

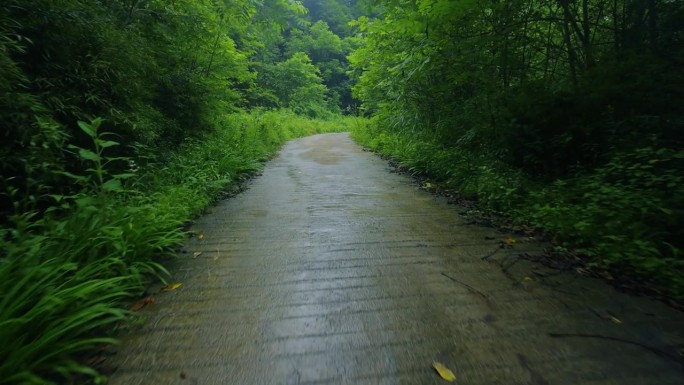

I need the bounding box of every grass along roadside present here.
[0,109,362,385]
[350,121,684,303]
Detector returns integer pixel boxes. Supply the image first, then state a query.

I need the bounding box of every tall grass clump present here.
[0,119,182,385]
[0,257,135,385]
[137,109,360,218]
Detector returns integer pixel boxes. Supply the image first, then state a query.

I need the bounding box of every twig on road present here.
[548,332,684,367]
[441,272,489,299]
[480,246,501,261]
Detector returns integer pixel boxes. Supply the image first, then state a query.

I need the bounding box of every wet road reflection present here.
[109,133,684,385]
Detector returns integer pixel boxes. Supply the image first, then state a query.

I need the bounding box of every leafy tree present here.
[287,21,344,62]
[259,52,335,117]
[349,0,684,297]
[0,0,277,218]
[350,0,683,167]
[286,20,357,110]
[301,0,364,36]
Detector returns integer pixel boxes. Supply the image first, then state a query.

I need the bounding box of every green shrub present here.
[351,124,527,213]
[527,145,684,296]
[352,121,684,299]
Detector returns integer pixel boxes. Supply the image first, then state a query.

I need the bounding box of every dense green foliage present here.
[1,0,362,219]
[2,0,683,382]
[251,0,364,113]
[0,109,356,384]
[350,0,683,297]
[0,0,364,383]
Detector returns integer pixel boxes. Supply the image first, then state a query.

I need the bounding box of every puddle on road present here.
[298,133,351,165]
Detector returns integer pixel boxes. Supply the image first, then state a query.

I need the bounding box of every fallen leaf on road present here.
[161,283,182,292]
[609,315,622,324]
[522,276,533,282]
[432,361,456,382]
[192,251,202,259]
[197,234,204,240]
[504,236,517,246]
[129,296,154,311]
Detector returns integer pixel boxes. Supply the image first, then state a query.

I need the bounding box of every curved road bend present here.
[109,133,684,385]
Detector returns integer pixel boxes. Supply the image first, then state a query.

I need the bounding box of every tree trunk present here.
[582,0,595,67]
[558,1,579,85]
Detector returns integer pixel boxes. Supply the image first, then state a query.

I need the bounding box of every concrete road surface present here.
[108,133,684,385]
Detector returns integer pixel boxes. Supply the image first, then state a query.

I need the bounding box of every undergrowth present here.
[0,109,353,385]
[351,120,684,300]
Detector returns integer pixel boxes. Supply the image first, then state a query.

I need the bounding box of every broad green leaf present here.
[114,173,136,180]
[77,121,96,138]
[78,148,101,162]
[97,140,119,148]
[48,194,65,203]
[59,171,88,182]
[101,179,122,192]
[75,196,95,208]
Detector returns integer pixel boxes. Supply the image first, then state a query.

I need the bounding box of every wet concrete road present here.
[109,133,684,385]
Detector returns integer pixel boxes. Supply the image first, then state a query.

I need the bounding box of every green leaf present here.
[78,148,101,162]
[48,194,66,203]
[103,156,128,162]
[97,140,119,149]
[59,171,88,182]
[659,207,673,215]
[101,179,122,192]
[75,196,96,208]
[113,173,136,180]
[77,121,96,138]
